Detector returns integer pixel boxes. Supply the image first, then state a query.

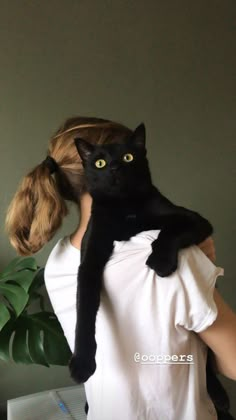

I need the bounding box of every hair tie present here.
[42,156,59,174]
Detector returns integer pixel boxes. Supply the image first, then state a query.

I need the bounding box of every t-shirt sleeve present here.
[176,245,224,333]
[44,237,80,353]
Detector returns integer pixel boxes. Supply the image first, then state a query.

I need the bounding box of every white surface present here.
[45,230,224,420]
[7,385,87,420]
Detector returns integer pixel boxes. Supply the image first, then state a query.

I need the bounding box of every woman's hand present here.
[198,236,216,263]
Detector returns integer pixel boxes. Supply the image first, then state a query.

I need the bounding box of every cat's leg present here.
[146,231,179,277]
[145,208,213,277]
[69,263,100,383]
[69,236,114,384]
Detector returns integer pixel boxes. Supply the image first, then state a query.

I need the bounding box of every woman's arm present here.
[197,237,236,380]
[198,236,216,263]
[198,288,236,381]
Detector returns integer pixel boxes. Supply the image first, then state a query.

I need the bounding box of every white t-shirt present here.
[44,230,223,420]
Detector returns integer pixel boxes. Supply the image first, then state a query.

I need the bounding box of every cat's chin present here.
[91,191,131,202]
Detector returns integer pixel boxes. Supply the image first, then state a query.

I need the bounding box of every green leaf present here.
[11,322,32,364]
[28,268,45,295]
[0,257,71,367]
[29,313,71,366]
[0,257,37,279]
[0,302,11,330]
[28,322,49,367]
[0,319,15,361]
[0,312,71,366]
[30,312,62,338]
[0,284,28,317]
[44,328,71,366]
[36,313,71,365]
[1,270,36,293]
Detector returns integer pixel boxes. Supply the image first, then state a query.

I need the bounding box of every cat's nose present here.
[110,161,120,171]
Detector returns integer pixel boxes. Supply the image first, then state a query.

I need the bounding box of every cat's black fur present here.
[69,123,233,419]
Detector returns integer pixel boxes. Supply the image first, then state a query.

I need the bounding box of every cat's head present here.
[74,123,152,200]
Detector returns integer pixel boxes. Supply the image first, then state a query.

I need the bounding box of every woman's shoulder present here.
[51,236,80,256]
[178,244,223,282]
[44,236,80,324]
[45,236,80,276]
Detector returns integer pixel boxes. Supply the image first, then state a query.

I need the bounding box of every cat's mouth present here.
[112,175,121,186]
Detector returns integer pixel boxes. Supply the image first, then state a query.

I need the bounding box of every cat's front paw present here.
[146,244,178,277]
[69,353,96,384]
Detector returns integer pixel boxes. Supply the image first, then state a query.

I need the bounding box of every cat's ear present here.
[130,123,146,148]
[74,138,94,163]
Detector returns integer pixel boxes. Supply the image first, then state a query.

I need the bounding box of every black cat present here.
[69,123,233,419]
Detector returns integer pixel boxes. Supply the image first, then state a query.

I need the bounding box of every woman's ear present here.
[74,138,94,163]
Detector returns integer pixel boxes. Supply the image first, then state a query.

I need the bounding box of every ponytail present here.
[5,162,68,255]
[5,115,133,255]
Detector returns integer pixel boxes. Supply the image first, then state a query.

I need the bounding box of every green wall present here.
[0,0,235,414]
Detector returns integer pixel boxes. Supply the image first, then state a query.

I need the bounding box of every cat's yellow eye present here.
[95,159,106,168]
[123,153,134,163]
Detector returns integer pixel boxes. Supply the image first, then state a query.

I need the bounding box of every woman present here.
[5,116,236,420]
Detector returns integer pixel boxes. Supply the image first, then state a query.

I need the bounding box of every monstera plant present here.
[0,256,71,367]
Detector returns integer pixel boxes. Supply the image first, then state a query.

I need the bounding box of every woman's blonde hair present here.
[5,116,132,256]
